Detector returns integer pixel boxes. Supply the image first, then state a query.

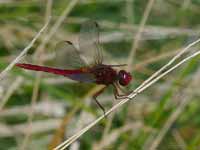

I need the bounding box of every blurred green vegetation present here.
[0,0,200,150]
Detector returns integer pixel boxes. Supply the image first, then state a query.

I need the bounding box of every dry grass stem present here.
[48,107,78,150]
[67,17,200,37]
[134,49,181,70]
[0,100,65,118]
[36,0,79,54]
[19,1,53,148]
[126,0,134,23]
[19,74,42,150]
[136,38,200,92]
[0,1,199,149]
[98,0,155,143]
[0,77,23,111]
[19,0,80,148]
[148,69,200,150]
[127,0,156,70]
[0,17,51,148]
[173,130,187,150]
[54,38,200,150]
[0,19,50,81]
[101,112,115,139]
[182,0,191,9]
[0,119,61,137]
[93,122,142,150]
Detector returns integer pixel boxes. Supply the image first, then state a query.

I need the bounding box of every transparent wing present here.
[53,41,87,69]
[79,20,103,65]
[53,41,96,82]
[16,41,96,82]
[67,73,96,83]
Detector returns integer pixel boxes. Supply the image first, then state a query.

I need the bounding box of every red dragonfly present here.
[16,21,132,115]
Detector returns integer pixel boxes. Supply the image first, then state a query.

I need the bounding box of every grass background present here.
[0,0,200,150]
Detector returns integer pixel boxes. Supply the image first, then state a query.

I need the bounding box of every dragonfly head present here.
[118,70,132,86]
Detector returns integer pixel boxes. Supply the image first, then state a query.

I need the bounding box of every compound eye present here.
[118,70,132,86]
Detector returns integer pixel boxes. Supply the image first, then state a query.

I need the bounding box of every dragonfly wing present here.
[79,20,103,65]
[67,72,96,83]
[53,41,88,69]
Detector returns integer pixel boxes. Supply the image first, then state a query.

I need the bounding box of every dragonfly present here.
[16,20,132,115]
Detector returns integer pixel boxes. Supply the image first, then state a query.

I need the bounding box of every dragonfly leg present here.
[115,82,135,95]
[113,84,128,100]
[93,86,107,116]
[115,82,129,94]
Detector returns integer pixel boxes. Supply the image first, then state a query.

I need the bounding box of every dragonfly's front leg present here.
[112,83,134,100]
[115,82,133,95]
[93,86,107,116]
[112,84,128,100]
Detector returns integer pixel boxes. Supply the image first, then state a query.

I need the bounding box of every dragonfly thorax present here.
[92,65,118,85]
